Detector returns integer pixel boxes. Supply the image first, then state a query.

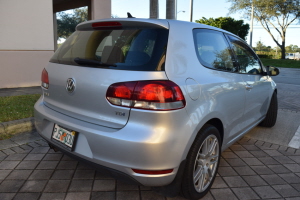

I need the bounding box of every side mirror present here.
[265,66,280,76]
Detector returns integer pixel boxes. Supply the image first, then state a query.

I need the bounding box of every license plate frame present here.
[51,124,78,151]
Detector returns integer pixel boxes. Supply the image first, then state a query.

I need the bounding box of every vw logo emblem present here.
[66,78,75,93]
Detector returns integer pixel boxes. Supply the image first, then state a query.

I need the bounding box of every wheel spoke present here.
[194,166,203,183]
[209,158,218,164]
[197,159,204,166]
[209,154,219,164]
[208,138,217,156]
[210,154,218,159]
[196,151,206,160]
[196,172,205,192]
[199,153,206,159]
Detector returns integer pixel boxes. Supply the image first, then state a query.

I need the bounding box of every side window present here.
[193,29,236,72]
[228,36,262,75]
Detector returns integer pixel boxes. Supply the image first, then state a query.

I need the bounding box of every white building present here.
[0,0,111,88]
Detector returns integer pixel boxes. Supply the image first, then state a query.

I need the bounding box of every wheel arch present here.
[183,117,224,159]
[205,118,224,145]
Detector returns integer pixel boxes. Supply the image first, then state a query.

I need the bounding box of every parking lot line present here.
[288,125,300,149]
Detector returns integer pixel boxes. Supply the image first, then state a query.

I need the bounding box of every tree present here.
[255,41,265,51]
[286,44,299,52]
[195,17,250,40]
[254,41,272,52]
[57,7,88,40]
[228,0,300,59]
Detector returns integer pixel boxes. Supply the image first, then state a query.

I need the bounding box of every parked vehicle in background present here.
[34,18,280,199]
[286,52,300,60]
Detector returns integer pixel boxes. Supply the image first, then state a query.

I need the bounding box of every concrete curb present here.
[0,117,35,136]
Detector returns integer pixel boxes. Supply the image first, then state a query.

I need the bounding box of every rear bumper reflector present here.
[132,169,173,175]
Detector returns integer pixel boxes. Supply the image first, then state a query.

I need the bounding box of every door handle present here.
[245,85,253,90]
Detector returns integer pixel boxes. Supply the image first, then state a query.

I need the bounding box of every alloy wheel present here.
[193,134,219,192]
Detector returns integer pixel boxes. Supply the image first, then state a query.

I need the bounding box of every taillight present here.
[41,68,49,89]
[106,81,186,111]
[106,82,136,107]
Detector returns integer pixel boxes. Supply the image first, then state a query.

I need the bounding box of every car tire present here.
[181,124,221,200]
[259,92,278,127]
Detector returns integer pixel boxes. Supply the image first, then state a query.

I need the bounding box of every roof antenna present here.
[127,12,135,18]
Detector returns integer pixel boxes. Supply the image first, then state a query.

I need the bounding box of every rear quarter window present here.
[193,29,236,72]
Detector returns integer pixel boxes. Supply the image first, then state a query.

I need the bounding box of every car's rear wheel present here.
[181,124,221,200]
[259,92,278,127]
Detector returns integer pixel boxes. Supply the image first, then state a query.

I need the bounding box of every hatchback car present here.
[34,18,279,199]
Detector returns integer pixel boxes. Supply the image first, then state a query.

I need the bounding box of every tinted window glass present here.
[50,28,169,71]
[193,29,236,72]
[228,36,262,74]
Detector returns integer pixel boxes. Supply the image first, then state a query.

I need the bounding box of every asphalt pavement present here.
[0,68,300,200]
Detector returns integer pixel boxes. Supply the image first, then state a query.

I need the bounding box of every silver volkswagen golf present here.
[34,18,279,199]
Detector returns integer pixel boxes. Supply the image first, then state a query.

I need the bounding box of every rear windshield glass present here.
[50,28,169,71]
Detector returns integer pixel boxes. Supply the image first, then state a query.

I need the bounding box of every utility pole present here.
[150,0,159,19]
[249,1,254,47]
[276,35,279,58]
[189,0,193,22]
[166,0,176,19]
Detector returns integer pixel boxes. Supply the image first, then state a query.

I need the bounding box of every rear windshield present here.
[50,28,169,71]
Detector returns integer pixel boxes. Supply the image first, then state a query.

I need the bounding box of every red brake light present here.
[115,86,132,99]
[92,22,122,28]
[106,81,185,111]
[41,68,49,89]
[106,82,136,99]
[134,81,184,102]
[132,169,173,175]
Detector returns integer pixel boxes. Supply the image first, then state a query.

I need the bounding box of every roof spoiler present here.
[76,19,169,31]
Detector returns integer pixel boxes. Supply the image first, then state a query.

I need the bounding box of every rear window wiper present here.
[74,57,117,67]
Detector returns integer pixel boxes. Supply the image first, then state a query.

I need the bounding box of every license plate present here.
[52,124,77,150]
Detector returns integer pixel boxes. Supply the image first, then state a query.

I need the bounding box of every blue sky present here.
[111,0,300,48]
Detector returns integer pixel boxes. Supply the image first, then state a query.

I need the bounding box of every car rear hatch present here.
[42,19,169,129]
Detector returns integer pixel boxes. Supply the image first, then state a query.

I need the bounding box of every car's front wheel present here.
[181,124,221,200]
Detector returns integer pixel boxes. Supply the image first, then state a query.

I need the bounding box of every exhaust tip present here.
[48,143,59,152]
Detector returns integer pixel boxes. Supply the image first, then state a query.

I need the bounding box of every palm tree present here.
[166,0,176,19]
[150,0,159,19]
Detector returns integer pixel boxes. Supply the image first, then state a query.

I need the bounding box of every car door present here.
[190,29,247,144]
[227,35,271,129]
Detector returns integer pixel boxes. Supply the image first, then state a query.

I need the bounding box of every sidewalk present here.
[0,127,300,200]
[0,86,41,97]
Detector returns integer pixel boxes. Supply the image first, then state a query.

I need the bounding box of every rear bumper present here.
[34,97,192,186]
[45,137,142,185]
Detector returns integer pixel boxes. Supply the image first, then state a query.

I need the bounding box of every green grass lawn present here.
[0,94,40,123]
[260,58,300,68]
